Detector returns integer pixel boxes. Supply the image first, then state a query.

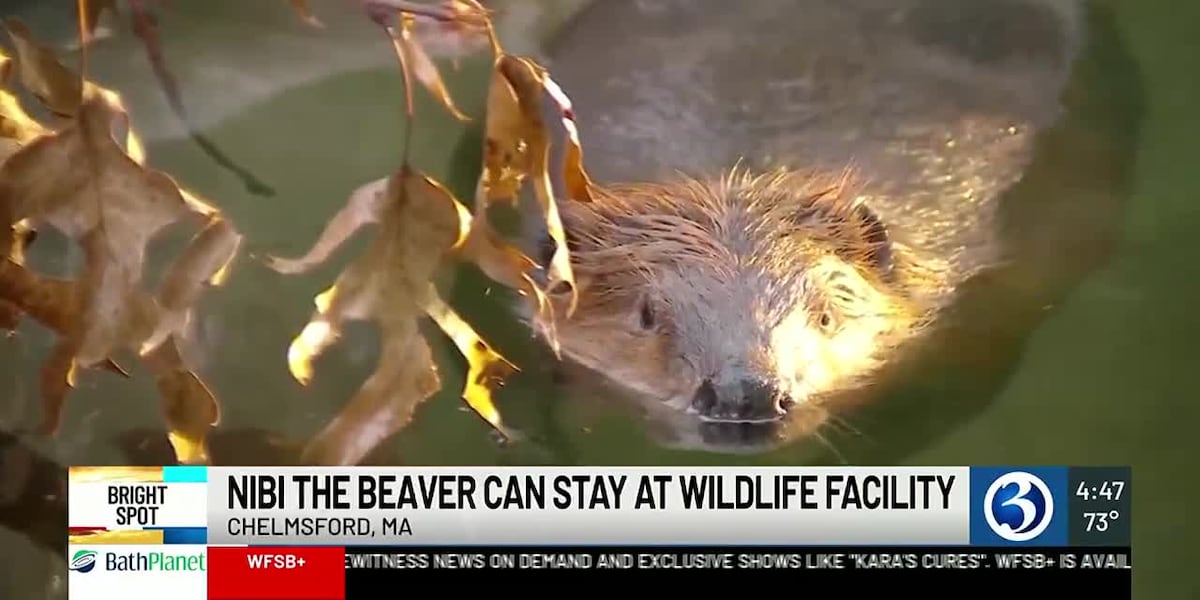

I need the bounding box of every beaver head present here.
[532,168,936,454]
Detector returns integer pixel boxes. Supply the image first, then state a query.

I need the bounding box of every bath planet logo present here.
[983,471,1054,542]
[69,550,98,574]
[105,550,207,572]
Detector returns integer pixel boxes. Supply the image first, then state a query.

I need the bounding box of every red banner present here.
[208,546,345,600]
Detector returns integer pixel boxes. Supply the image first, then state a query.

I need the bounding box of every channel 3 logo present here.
[69,550,98,574]
[983,471,1055,542]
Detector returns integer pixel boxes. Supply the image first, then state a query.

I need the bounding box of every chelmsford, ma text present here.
[225,516,410,538]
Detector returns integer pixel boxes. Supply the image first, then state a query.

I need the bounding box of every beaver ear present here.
[852,203,893,273]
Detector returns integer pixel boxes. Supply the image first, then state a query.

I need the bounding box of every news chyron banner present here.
[68,466,208,600]
[67,466,1132,599]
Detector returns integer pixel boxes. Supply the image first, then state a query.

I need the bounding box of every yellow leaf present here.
[0,24,235,463]
[474,54,597,322]
[0,90,47,145]
[420,290,516,433]
[2,18,83,119]
[0,48,12,86]
[79,0,119,45]
[455,216,553,329]
[0,94,197,366]
[392,15,471,122]
[262,177,388,275]
[288,0,325,28]
[272,168,519,465]
[143,337,221,466]
[140,217,243,356]
[301,323,440,466]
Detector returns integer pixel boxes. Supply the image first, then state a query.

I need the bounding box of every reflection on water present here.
[829,2,1143,463]
[2,0,1195,597]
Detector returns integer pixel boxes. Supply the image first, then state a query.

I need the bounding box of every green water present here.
[0,0,1196,597]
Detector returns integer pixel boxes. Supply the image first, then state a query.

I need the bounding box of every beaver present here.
[520,0,1086,453]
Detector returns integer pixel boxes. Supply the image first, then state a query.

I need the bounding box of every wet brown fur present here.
[533,166,953,450]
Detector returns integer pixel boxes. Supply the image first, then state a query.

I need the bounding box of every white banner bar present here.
[205,467,970,545]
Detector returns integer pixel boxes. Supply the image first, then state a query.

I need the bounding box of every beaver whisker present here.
[824,413,867,440]
[812,428,849,466]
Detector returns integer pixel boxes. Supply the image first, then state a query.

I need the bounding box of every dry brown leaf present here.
[0,258,78,336]
[0,215,231,460]
[390,14,470,122]
[140,217,242,355]
[38,338,80,434]
[0,33,236,461]
[540,74,595,204]
[1,90,50,146]
[447,0,495,32]
[5,218,33,265]
[363,0,488,25]
[288,0,325,29]
[470,54,596,326]
[0,47,12,86]
[0,218,32,335]
[142,336,221,465]
[419,290,516,430]
[1,19,145,162]
[80,0,119,45]
[6,260,85,432]
[268,168,518,465]
[0,258,130,429]
[455,216,550,325]
[0,93,200,367]
[261,177,388,275]
[2,18,84,119]
[83,83,148,165]
[300,319,439,466]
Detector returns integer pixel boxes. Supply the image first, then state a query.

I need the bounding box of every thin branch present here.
[386,24,417,169]
[74,0,93,102]
[362,0,458,24]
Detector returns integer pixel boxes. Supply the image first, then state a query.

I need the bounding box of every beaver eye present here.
[638,299,656,330]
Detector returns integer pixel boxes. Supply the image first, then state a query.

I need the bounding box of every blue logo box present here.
[969,466,1068,546]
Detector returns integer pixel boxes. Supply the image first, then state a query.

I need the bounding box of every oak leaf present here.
[80,0,120,45]
[0,25,240,464]
[288,0,325,29]
[467,52,596,346]
[266,167,517,465]
[2,18,82,119]
[0,220,33,334]
[363,0,492,28]
[142,336,222,466]
[390,13,470,122]
[1,90,49,147]
[0,46,11,85]
[0,256,231,448]
[0,93,198,366]
[2,18,145,159]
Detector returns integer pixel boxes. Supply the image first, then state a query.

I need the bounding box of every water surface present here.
[0,1,1195,597]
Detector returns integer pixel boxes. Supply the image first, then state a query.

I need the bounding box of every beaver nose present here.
[740,379,791,420]
[691,380,718,414]
[691,379,788,422]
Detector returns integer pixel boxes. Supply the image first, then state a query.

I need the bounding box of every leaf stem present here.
[75,0,89,89]
[386,25,417,169]
[362,0,457,23]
